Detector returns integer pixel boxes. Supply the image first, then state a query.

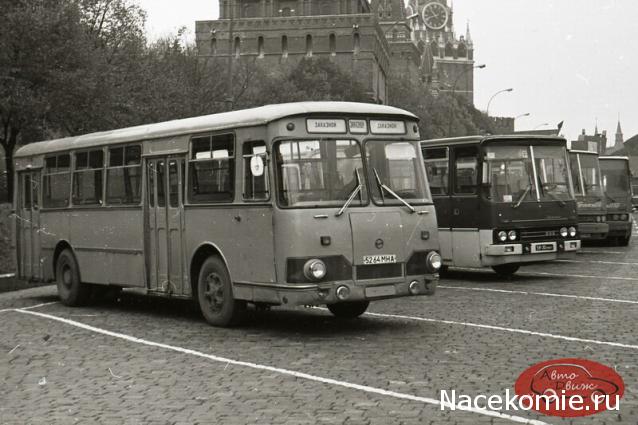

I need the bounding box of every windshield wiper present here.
[512,185,532,209]
[544,191,566,207]
[605,193,617,203]
[373,168,416,213]
[336,169,362,217]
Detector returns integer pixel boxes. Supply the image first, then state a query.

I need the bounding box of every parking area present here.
[2,238,638,424]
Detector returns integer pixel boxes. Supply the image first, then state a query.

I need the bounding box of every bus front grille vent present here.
[520,228,558,241]
[356,264,403,280]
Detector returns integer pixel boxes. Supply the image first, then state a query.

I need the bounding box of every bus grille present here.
[356,264,403,280]
[519,228,559,242]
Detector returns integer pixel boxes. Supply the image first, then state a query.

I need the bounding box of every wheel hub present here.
[204,272,224,313]
[61,265,72,288]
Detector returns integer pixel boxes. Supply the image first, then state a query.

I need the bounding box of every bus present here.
[421,136,580,277]
[600,156,633,246]
[568,150,609,241]
[12,102,441,326]
[631,176,638,209]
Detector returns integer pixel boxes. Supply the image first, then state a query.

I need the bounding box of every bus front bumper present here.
[578,222,609,240]
[234,275,438,307]
[483,240,580,265]
[607,220,632,238]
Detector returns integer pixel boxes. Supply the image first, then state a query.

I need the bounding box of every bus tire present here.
[327,301,370,319]
[197,256,245,327]
[56,249,91,306]
[492,264,520,278]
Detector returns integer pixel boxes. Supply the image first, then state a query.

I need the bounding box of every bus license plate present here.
[365,285,397,298]
[363,255,397,265]
[532,243,556,253]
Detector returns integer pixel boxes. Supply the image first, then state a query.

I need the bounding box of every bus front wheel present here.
[327,301,370,319]
[492,264,520,278]
[56,249,91,306]
[197,256,245,327]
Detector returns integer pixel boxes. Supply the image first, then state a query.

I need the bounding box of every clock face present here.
[422,2,449,30]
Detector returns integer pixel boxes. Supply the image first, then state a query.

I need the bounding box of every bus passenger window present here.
[169,160,179,207]
[423,147,449,196]
[73,149,104,206]
[43,154,71,208]
[106,145,142,205]
[157,161,166,207]
[454,147,478,195]
[189,134,235,203]
[243,141,269,201]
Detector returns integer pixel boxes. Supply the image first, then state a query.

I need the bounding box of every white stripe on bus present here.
[0,273,15,279]
[362,311,638,351]
[439,285,638,305]
[14,308,549,425]
[555,259,638,266]
[451,267,638,282]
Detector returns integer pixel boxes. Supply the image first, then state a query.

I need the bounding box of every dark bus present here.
[600,156,633,245]
[421,136,580,277]
[568,150,609,241]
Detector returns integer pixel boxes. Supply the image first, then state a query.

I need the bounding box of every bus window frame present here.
[451,145,480,197]
[42,152,72,210]
[422,146,450,197]
[105,143,143,208]
[241,140,271,203]
[187,131,237,206]
[364,137,432,207]
[272,136,372,210]
[71,147,106,208]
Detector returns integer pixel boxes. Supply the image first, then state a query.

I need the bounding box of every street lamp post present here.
[486,88,513,116]
[515,113,530,120]
[447,64,486,136]
[534,123,550,130]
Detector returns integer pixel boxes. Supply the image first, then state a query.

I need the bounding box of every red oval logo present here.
[515,358,624,417]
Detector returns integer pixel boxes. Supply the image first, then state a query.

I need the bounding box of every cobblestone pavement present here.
[1,239,638,424]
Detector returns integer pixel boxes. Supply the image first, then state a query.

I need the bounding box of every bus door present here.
[450,145,481,267]
[146,157,186,294]
[17,170,42,280]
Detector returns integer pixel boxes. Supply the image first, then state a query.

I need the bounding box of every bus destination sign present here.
[306,119,347,133]
[370,120,406,135]
[349,119,368,134]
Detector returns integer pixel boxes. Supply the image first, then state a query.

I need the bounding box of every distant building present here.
[407,0,476,102]
[571,126,608,154]
[195,0,477,105]
[605,120,625,155]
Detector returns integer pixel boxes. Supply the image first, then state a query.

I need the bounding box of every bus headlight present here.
[560,227,568,238]
[498,231,508,242]
[595,216,601,223]
[426,252,442,273]
[621,214,629,221]
[303,259,327,281]
[601,215,606,222]
[613,214,620,221]
[508,230,518,241]
[568,226,577,237]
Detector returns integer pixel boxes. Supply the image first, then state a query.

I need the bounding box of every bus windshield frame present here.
[482,142,574,204]
[570,152,604,200]
[600,159,631,198]
[274,138,431,209]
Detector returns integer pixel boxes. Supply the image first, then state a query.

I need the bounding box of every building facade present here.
[195,0,476,105]
[571,126,608,154]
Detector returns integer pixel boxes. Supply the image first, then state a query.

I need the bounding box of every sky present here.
[137,0,638,145]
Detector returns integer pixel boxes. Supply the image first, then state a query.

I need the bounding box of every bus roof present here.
[16,101,417,158]
[420,134,566,147]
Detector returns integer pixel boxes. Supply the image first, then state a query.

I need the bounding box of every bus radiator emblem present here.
[375,239,384,249]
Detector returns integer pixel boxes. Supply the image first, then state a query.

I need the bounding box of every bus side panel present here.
[451,229,481,268]
[69,209,145,286]
[184,207,276,291]
[437,229,453,263]
[40,211,71,281]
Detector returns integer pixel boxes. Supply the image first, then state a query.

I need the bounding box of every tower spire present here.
[466,20,472,43]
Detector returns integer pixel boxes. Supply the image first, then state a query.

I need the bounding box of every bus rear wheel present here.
[327,301,370,319]
[197,256,245,327]
[56,249,91,306]
[492,264,520,278]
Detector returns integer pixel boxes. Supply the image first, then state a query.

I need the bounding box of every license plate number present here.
[532,243,556,253]
[363,255,397,265]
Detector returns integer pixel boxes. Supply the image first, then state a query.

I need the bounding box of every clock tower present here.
[408,0,476,104]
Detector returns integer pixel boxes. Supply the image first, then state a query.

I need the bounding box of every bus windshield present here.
[601,160,630,197]
[275,139,368,208]
[365,141,430,206]
[572,154,603,198]
[484,144,572,204]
